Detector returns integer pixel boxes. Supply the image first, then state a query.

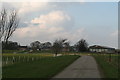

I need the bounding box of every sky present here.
[1,1,118,48]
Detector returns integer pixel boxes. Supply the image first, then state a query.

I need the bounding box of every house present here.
[62,47,70,52]
[89,45,115,53]
[40,42,52,51]
[19,46,28,51]
[2,41,18,50]
[115,49,120,54]
[62,43,70,52]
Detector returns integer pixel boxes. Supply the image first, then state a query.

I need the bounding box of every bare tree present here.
[4,10,19,43]
[63,42,70,52]
[30,41,41,51]
[0,8,19,43]
[52,38,67,56]
[0,9,7,41]
[75,39,88,52]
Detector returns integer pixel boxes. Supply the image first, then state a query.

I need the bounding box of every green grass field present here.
[2,53,54,66]
[93,54,119,78]
[2,55,80,78]
[2,50,53,54]
[2,52,119,78]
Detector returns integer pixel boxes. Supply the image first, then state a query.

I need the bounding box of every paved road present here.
[53,55,101,78]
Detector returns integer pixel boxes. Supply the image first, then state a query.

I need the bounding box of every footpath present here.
[53,55,101,78]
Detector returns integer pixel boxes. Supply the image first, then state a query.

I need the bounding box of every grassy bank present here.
[93,54,118,78]
[3,55,80,78]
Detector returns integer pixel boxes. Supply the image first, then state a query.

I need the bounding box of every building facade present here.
[89,45,115,53]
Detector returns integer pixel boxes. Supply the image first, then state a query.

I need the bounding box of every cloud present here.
[12,26,85,45]
[14,10,71,37]
[111,30,118,37]
[18,2,48,14]
[2,2,48,15]
[31,10,71,28]
[79,0,85,4]
[11,9,85,45]
[14,25,64,38]
[10,10,72,44]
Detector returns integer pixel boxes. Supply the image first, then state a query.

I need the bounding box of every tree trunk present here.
[55,52,57,56]
[109,53,112,62]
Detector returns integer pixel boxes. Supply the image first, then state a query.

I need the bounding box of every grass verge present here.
[93,55,118,78]
[3,55,80,78]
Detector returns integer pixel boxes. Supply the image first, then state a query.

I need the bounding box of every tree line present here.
[2,39,89,55]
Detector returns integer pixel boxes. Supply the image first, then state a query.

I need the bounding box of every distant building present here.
[89,45,115,53]
[115,49,120,54]
[2,41,18,50]
[19,46,28,51]
[62,47,70,52]
[62,43,70,52]
[40,42,52,51]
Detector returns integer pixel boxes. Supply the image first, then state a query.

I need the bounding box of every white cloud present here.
[49,28,86,41]
[18,2,48,14]
[12,10,71,40]
[14,25,64,38]
[12,10,71,38]
[11,10,85,45]
[111,30,118,37]
[79,0,85,4]
[2,2,48,15]
[12,26,85,45]
[31,10,71,27]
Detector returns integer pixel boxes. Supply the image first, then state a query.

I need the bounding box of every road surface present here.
[53,55,101,78]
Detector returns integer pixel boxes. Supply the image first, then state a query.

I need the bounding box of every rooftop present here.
[89,45,115,49]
